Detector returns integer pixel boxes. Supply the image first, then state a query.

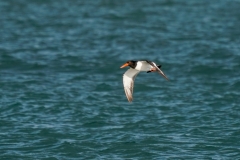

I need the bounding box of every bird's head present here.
[120,60,137,69]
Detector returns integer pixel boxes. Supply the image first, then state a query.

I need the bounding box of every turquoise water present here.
[1,0,240,159]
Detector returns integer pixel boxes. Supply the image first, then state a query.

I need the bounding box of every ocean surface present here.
[1,0,240,159]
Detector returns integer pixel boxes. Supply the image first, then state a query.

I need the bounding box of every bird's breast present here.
[135,61,153,71]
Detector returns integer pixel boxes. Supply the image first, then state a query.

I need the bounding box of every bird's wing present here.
[146,60,169,81]
[123,68,140,102]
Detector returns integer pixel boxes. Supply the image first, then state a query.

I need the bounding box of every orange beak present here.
[120,63,129,68]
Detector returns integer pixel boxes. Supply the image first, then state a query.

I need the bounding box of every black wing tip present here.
[126,96,133,102]
[164,75,170,81]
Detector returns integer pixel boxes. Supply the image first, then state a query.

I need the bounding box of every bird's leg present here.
[151,68,157,72]
[147,68,157,73]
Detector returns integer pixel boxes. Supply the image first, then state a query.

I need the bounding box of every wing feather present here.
[123,68,140,102]
[146,60,169,81]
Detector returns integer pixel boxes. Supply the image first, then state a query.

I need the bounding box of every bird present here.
[120,60,169,102]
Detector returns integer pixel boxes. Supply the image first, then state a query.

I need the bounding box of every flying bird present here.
[120,60,169,102]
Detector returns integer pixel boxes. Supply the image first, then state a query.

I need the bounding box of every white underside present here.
[135,61,153,71]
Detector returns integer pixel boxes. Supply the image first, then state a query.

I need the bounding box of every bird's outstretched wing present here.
[123,68,140,102]
[146,60,169,81]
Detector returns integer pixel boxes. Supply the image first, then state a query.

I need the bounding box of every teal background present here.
[1,0,240,159]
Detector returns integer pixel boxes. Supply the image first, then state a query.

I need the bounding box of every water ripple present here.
[1,0,240,159]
